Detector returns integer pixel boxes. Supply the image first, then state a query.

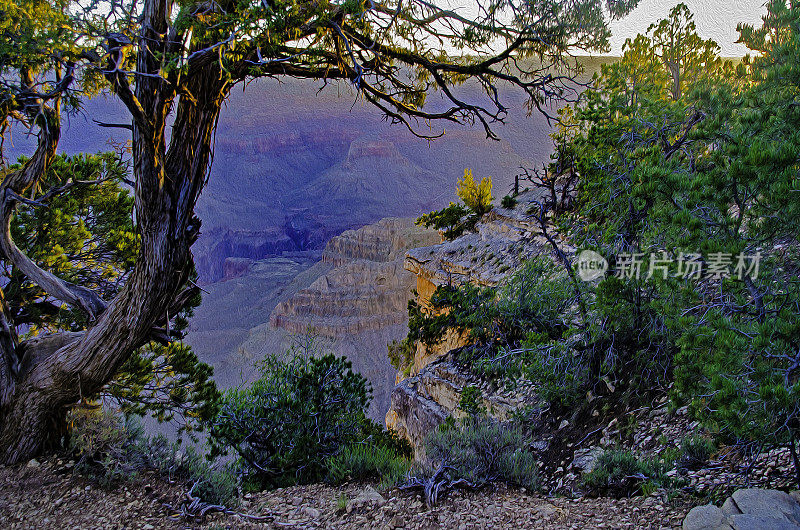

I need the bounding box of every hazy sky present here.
[608,0,768,56]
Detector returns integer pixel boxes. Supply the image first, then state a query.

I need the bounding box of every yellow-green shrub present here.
[457,169,493,215]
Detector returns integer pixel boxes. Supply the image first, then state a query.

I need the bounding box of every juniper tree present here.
[4,151,218,435]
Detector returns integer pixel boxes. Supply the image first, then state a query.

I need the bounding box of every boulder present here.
[721,497,742,517]
[731,489,800,525]
[684,489,800,530]
[683,504,731,530]
[728,514,800,530]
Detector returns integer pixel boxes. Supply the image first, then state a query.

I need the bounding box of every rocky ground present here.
[0,458,694,529]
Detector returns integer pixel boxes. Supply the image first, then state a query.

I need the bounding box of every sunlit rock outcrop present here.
[386,189,554,449]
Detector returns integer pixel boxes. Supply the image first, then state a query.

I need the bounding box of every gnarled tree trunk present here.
[0,0,229,464]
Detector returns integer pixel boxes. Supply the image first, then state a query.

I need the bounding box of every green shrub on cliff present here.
[458,385,485,416]
[415,168,493,240]
[501,195,517,209]
[326,443,412,489]
[406,282,497,346]
[414,417,538,495]
[581,450,675,498]
[416,203,475,240]
[209,352,409,490]
[67,407,238,505]
[388,337,415,374]
[406,256,575,351]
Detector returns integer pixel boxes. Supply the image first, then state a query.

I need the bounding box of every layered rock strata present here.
[386,349,538,455]
[403,189,557,374]
[270,218,440,337]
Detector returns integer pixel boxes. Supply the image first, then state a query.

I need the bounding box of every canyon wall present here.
[386,190,556,451]
[271,218,440,336]
[266,218,440,418]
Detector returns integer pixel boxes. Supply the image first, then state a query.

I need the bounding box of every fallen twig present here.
[163,481,274,523]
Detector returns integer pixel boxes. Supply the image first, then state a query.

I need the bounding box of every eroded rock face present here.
[405,190,555,299]
[386,189,556,449]
[270,260,412,335]
[323,217,442,266]
[385,351,539,456]
[222,257,255,280]
[194,227,300,283]
[264,218,439,421]
[270,218,440,336]
[401,190,555,379]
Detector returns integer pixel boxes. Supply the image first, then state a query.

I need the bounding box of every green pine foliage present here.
[8,153,138,333]
[406,256,574,351]
[558,0,800,481]
[6,153,219,433]
[458,385,485,416]
[403,2,800,486]
[501,195,517,209]
[416,202,477,241]
[415,168,493,240]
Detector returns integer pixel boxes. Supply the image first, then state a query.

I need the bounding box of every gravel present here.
[0,459,692,529]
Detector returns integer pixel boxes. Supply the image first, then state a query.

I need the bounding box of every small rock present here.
[531,440,549,452]
[682,504,730,530]
[301,506,321,519]
[388,514,406,528]
[26,459,40,468]
[352,486,386,507]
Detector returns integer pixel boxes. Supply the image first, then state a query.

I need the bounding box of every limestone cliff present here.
[386,349,539,453]
[386,189,554,450]
[402,189,555,375]
[263,218,439,421]
[270,218,440,337]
